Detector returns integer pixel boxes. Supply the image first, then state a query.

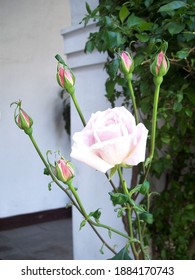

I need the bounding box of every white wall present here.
[0,0,71,218]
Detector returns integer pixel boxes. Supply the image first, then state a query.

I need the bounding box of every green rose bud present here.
[150,51,170,78]
[120,51,134,76]
[55,158,74,184]
[56,62,75,95]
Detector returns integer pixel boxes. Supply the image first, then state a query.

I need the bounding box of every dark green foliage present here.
[83,0,195,259]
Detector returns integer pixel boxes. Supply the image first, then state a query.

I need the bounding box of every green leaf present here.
[85,40,95,53]
[79,219,86,230]
[127,14,146,29]
[44,167,50,176]
[158,1,187,13]
[167,22,185,35]
[135,33,150,42]
[139,212,154,224]
[55,54,66,66]
[176,48,190,59]
[48,181,53,191]
[107,59,120,78]
[109,192,129,206]
[108,229,112,239]
[161,133,171,144]
[85,2,91,14]
[104,31,124,50]
[119,6,130,24]
[144,0,154,8]
[185,108,193,118]
[140,181,150,195]
[111,246,132,260]
[173,102,183,112]
[186,92,195,105]
[99,243,104,255]
[89,209,101,223]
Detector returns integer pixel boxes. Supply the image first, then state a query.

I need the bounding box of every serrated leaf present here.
[111,246,132,260]
[119,6,130,24]
[158,1,187,13]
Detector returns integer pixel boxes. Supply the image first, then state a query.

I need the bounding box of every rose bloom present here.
[71,107,148,173]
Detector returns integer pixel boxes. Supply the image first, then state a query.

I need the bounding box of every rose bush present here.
[71,106,148,173]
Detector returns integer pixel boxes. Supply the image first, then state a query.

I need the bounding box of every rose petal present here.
[71,132,114,172]
[123,123,148,165]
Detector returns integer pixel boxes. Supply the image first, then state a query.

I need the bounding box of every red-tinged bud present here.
[150,51,170,78]
[11,100,33,135]
[120,51,134,76]
[56,62,75,95]
[17,108,33,130]
[55,158,74,184]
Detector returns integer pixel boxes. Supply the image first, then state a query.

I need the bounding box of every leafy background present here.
[82,0,195,259]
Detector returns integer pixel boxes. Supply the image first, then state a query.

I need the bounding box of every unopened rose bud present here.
[56,62,75,95]
[17,108,33,129]
[120,51,134,76]
[150,51,170,78]
[16,107,33,135]
[55,158,74,184]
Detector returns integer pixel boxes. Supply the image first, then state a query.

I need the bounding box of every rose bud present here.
[150,51,170,77]
[17,108,33,135]
[55,158,74,184]
[120,51,134,76]
[56,62,75,95]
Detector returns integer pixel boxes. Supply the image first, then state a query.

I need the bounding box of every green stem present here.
[29,134,79,207]
[117,166,139,259]
[127,78,146,176]
[68,183,130,240]
[127,78,139,125]
[70,92,86,127]
[145,76,163,178]
[28,134,116,254]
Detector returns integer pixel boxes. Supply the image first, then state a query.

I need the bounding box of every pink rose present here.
[71,107,148,173]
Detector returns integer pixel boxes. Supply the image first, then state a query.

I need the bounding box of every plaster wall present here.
[0,0,71,218]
